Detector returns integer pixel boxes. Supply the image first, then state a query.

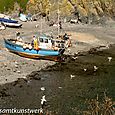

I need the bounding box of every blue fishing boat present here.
[4,37,65,61]
[0,17,18,23]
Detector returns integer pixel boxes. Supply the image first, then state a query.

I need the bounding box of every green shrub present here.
[17,0,28,11]
[0,0,28,13]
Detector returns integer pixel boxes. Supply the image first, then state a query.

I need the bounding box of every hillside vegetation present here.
[0,0,28,13]
[26,0,115,17]
[0,0,115,21]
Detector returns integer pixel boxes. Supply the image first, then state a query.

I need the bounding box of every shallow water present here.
[0,45,115,114]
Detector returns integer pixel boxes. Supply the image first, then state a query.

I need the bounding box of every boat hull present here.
[2,22,22,28]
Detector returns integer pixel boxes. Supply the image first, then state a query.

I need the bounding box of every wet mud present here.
[0,45,115,114]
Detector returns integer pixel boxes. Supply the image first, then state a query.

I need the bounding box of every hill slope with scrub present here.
[26,0,115,18]
[0,0,115,22]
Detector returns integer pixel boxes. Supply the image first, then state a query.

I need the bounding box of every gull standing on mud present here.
[40,87,45,91]
[94,66,98,71]
[84,68,87,72]
[23,76,27,79]
[106,44,110,49]
[72,56,78,60]
[35,24,39,28]
[41,95,47,108]
[70,74,75,79]
[108,57,112,62]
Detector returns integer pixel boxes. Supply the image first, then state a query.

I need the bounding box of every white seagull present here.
[108,57,112,62]
[94,66,98,71]
[84,68,87,72]
[40,87,45,91]
[23,76,27,79]
[58,87,62,89]
[41,95,47,105]
[72,56,78,60]
[15,61,18,65]
[70,74,75,79]
[35,24,39,28]
[106,45,109,49]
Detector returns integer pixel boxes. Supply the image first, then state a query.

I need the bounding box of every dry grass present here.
[83,93,115,115]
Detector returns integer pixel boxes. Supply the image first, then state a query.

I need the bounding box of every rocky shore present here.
[0,19,115,85]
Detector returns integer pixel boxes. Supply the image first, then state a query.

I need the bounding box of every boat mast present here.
[40,15,42,35]
[40,1,42,35]
[57,0,60,36]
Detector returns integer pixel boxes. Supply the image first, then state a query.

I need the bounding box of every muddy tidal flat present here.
[0,45,115,114]
[0,20,115,114]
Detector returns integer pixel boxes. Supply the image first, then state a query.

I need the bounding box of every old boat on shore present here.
[4,36,65,61]
[0,17,18,23]
[2,22,22,28]
[0,14,22,28]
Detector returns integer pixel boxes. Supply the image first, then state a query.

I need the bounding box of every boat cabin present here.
[11,34,66,51]
[38,35,65,49]
[38,36,53,49]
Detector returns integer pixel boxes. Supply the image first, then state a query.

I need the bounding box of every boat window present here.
[51,40,54,44]
[61,43,65,48]
[45,39,48,43]
[58,44,61,48]
[56,41,60,43]
[39,38,43,42]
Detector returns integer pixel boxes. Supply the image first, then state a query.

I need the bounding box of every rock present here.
[81,16,89,24]
[0,89,10,97]
[4,64,7,67]
[33,75,41,80]
[27,71,41,80]
[15,61,18,65]
[88,48,97,54]
[98,16,107,25]
[15,65,18,68]
[19,85,23,88]
[17,70,21,73]
[13,70,16,72]
[7,68,11,70]
[12,78,28,86]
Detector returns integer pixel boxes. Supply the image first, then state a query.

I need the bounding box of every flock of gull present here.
[70,56,112,79]
[20,47,113,114]
[39,54,113,114]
